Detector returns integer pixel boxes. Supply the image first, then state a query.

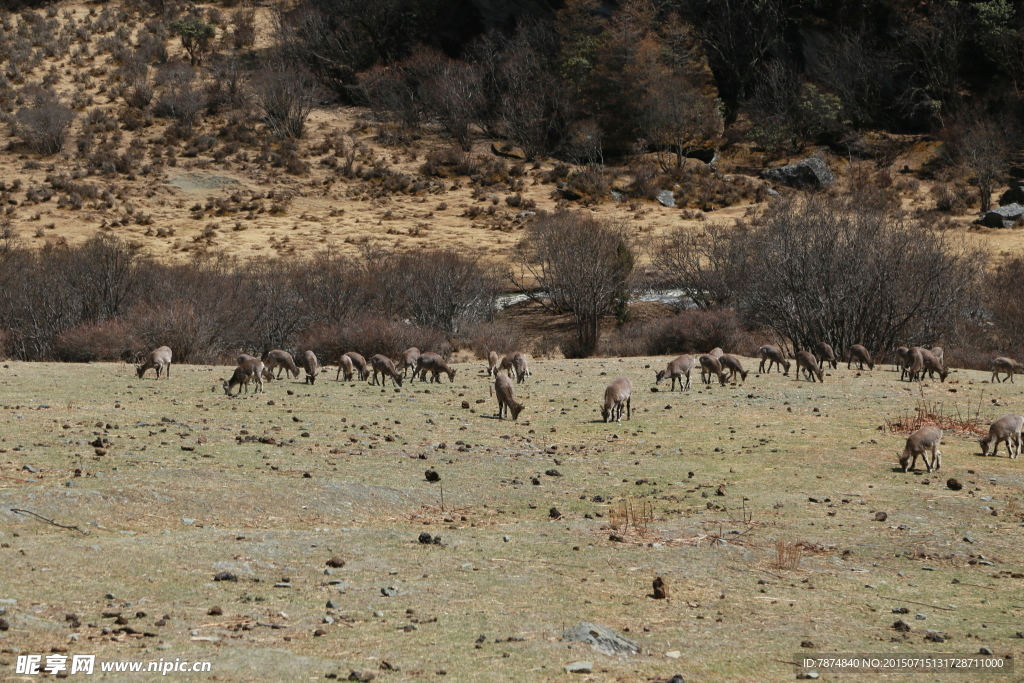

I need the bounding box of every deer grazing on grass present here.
[699,354,728,386]
[899,426,942,473]
[893,346,911,379]
[136,346,172,379]
[487,351,500,377]
[302,350,319,385]
[980,414,1023,458]
[814,342,837,369]
[223,358,265,396]
[264,350,300,379]
[494,372,524,420]
[906,347,947,382]
[601,377,632,422]
[708,347,724,359]
[511,352,530,383]
[415,352,457,383]
[992,357,1024,383]
[719,354,748,382]
[847,344,874,370]
[794,351,824,382]
[370,354,404,387]
[345,351,370,381]
[757,345,790,374]
[655,354,694,391]
[335,354,355,382]
[398,347,420,378]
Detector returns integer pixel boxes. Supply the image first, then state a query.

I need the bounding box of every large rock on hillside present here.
[978,203,1024,228]
[999,181,1024,206]
[761,157,835,190]
[563,621,640,656]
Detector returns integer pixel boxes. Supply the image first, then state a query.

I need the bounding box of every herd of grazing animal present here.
[133,340,1024,471]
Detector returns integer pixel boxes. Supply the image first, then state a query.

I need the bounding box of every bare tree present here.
[640,73,722,169]
[943,112,1011,213]
[419,60,484,151]
[252,62,318,138]
[512,211,635,357]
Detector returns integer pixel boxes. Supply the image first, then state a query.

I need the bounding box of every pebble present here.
[373,611,384,618]
[979,647,993,655]
[181,518,195,526]
[665,650,681,659]
[326,600,339,609]
[565,661,593,674]
[963,536,975,544]
[916,614,926,620]
[381,587,398,597]
[503,536,510,542]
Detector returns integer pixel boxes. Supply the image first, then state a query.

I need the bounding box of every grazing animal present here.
[511,352,531,384]
[302,350,319,385]
[601,377,632,423]
[345,351,369,381]
[264,350,300,379]
[223,358,265,396]
[699,354,728,386]
[906,347,947,382]
[899,426,942,473]
[487,351,501,377]
[335,354,355,382]
[847,344,874,370]
[794,351,824,382]
[398,347,420,378]
[992,357,1024,383]
[655,354,694,391]
[980,413,1024,458]
[370,354,404,387]
[757,345,790,374]
[719,354,748,382]
[929,346,944,367]
[494,373,524,420]
[237,353,257,364]
[893,346,911,380]
[814,342,837,369]
[137,346,172,379]
[708,347,724,359]
[415,352,457,383]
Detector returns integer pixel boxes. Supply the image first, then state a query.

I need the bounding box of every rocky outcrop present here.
[761,156,835,190]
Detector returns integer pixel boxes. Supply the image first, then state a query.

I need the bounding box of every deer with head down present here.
[757,345,790,374]
[264,350,300,379]
[979,413,1023,459]
[655,354,694,391]
[719,354,748,382]
[223,358,265,396]
[847,344,874,370]
[398,347,420,379]
[137,346,172,379]
[601,377,632,422]
[370,353,404,387]
[699,354,728,386]
[415,352,456,383]
[906,347,947,382]
[302,350,319,385]
[487,351,500,377]
[899,426,942,473]
[794,350,824,382]
[344,351,369,381]
[814,342,837,369]
[335,354,355,382]
[494,372,524,420]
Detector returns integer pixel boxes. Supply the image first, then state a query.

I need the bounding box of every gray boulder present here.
[656,190,676,207]
[563,621,639,656]
[761,157,834,189]
[978,203,1024,228]
[999,182,1024,206]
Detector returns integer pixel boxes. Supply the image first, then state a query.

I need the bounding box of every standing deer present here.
[655,354,694,391]
[487,351,501,377]
[980,414,1023,458]
[601,377,632,422]
[708,347,724,359]
[814,342,837,369]
[794,351,824,382]
[302,350,319,385]
[344,351,370,381]
[264,350,300,379]
[719,354,748,382]
[335,354,355,382]
[899,426,942,473]
[906,347,947,382]
[511,352,531,384]
[136,346,172,379]
[223,358,265,396]
[415,352,457,383]
[992,357,1024,383]
[699,354,728,386]
[847,344,874,370]
[757,345,790,374]
[398,348,420,378]
[370,354,404,387]
[893,346,910,380]
[494,372,524,420]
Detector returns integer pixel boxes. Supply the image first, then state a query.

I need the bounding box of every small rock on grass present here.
[213,572,238,582]
[947,478,963,491]
[874,511,887,522]
[326,557,346,568]
[348,671,375,682]
[565,661,592,674]
[381,587,398,597]
[652,576,668,600]
[208,606,222,616]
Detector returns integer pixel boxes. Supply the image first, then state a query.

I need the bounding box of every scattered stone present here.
[326,557,346,568]
[545,469,562,477]
[962,535,975,544]
[916,613,926,620]
[0,618,8,631]
[715,484,726,496]
[947,478,963,491]
[565,661,593,674]
[213,572,238,582]
[874,511,887,521]
[761,156,834,189]
[21,465,39,473]
[652,576,668,600]
[549,507,562,519]
[181,518,195,526]
[418,532,433,545]
[461,401,470,409]
[892,619,911,632]
[326,600,339,609]
[424,469,440,482]
[348,671,375,682]
[979,647,993,655]
[381,587,398,597]
[925,632,944,643]
[656,190,675,207]
[563,621,640,656]
[892,607,909,614]
[999,182,1024,206]
[797,673,819,680]
[978,203,1024,228]
[801,640,815,648]
[208,606,222,616]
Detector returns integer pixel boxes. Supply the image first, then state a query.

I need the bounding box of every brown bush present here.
[455,320,527,360]
[15,90,76,155]
[299,317,450,368]
[600,309,742,357]
[50,319,137,362]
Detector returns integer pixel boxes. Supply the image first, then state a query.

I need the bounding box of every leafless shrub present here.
[229,9,255,49]
[419,58,484,151]
[252,62,318,138]
[14,88,75,155]
[773,541,802,570]
[600,308,742,357]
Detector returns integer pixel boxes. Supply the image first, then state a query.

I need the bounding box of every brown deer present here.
[814,342,837,369]
[699,354,728,386]
[979,414,1023,458]
[302,350,319,385]
[494,372,524,421]
[991,357,1024,383]
[335,354,355,382]
[794,351,824,382]
[719,354,748,382]
[511,352,531,383]
[708,347,724,359]
[487,351,501,377]
[136,346,172,379]
[601,377,632,422]
[344,351,369,381]
[899,426,942,473]
[893,346,911,380]
[655,354,694,391]
[397,347,420,378]
[847,344,874,370]
[415,352,457,383]
[906,347,947,382]
[223,358,265,396]
[370,354,404,387]
[757,345,790,374]
[264,350,300,379]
